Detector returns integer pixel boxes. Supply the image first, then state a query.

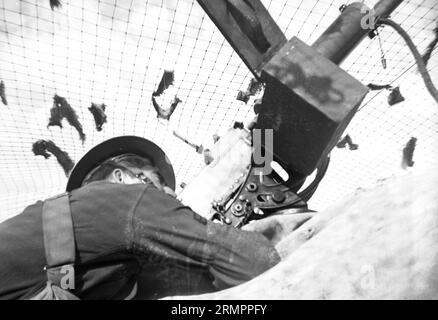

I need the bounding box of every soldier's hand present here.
[242,212,316,245]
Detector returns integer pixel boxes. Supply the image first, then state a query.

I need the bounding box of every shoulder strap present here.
[42,192,76,288]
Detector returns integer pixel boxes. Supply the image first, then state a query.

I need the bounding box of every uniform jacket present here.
[0,181,280,299]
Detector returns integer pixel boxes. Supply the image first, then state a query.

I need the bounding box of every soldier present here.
[0,136,280,299]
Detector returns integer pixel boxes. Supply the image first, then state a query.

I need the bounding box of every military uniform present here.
[0,181,280,299]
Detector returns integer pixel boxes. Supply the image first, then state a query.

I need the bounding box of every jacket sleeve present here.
[201,220,281,289]
[130,186,281,291]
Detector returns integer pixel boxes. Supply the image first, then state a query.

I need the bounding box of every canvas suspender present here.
[42,193,76,291]
[39,192,137,300]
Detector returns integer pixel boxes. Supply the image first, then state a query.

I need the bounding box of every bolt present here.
[272,191,286,203]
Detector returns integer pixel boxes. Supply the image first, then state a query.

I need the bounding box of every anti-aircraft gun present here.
[178,0,404,228]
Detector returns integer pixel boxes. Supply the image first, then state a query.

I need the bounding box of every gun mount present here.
[178,0,404,227]
[177,124,329,227]
[197,0,402,176]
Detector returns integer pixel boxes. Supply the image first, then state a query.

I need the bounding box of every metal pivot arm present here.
[211,163,308,228]
[196,0,286,77]
[226,0,271,53]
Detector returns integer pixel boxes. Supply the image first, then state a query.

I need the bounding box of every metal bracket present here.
[211,163,307,228]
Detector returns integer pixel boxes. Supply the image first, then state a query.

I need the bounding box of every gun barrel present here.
[312,0,403,65]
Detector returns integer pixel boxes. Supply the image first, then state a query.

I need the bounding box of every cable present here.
[378,18,438,105]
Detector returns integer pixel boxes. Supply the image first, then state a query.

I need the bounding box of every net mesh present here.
[0,0,437,221]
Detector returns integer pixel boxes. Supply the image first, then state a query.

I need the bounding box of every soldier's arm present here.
[131,187,281,290]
